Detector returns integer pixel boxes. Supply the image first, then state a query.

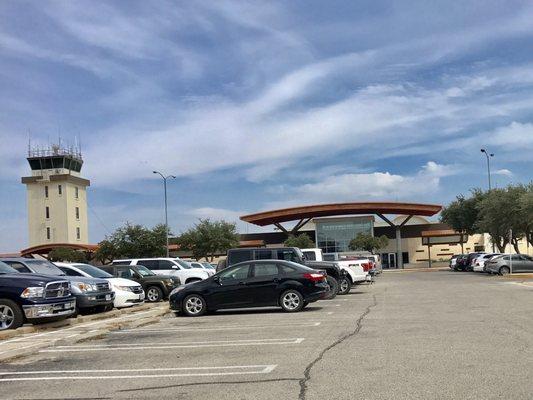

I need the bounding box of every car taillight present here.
[362,263,371,272]
[303,273,326,282]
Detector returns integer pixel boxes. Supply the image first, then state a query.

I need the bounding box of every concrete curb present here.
[0,303,157,341]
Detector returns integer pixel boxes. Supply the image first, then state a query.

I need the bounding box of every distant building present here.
[21,144,90,247]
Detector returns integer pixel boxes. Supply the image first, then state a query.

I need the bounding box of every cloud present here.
[267,161,456,207]
[493,169,513,177]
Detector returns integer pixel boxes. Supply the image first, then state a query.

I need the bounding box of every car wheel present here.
[499,266,510,275]
[338,276,352,295]
[323,276,338,300]
[182,294,206,317]
[146,286,163,302]
[0,300,24,331]
[279,290,304,313]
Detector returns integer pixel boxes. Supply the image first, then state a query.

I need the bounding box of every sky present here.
[1,0,532,252]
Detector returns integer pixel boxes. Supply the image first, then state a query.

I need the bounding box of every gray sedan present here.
[485,254,533,275]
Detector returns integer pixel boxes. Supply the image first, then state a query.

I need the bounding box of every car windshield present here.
[0,261,18,274]
[176,259,192,269]
[201,263,214,269]
[190,263,202,269]
[76,264,113,278]
[25,260,65,276]
[135,265,155,276]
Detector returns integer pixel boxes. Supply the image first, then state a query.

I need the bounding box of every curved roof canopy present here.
[20,243,98,257]
[240,202,442,227]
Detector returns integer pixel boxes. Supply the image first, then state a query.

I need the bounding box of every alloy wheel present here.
[147,288,160,302]
[185,296,204,315]
[282,292,300,311]
[340,279,350,293]
[0,305,15,330]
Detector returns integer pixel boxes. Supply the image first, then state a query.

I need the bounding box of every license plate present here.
[105,294,112,301]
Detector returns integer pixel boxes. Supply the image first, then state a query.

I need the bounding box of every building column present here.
[396,226,403,269]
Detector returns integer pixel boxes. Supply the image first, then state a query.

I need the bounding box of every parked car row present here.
[450,252,533,274]
[169,246,379,317]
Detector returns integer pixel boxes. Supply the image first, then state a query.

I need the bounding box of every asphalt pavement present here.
[1,270,531,400]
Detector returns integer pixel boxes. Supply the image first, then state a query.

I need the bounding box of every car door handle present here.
[273,278,280,283]
[238,281,246,285]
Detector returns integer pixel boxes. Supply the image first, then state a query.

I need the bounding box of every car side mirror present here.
[213,276,220,284]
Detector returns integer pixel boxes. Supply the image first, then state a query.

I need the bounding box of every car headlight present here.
[165,279,175,286]
[169,286,185,296]
[20,287,44,298]
[73,282,96,292]
[115,285,134,292]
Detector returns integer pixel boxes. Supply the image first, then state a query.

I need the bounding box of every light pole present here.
[153,171,176,257]
[480,149,494,190]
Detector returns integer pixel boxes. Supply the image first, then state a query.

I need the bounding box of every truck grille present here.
[45,281,71,299]
[131,286,143,294]
[96,282,110,292]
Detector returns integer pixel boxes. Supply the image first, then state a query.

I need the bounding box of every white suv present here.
[113,258,209,284]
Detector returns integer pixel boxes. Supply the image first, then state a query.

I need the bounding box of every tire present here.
[146,286,164,302]
[0,299,24,331]
[182,294,207,317]
[279,290,304,313]
[323,276,338,300]
[499,266,510,275]
[338,276,352,295]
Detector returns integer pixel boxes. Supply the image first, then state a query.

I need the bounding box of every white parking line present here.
[0,365,277,382]
[40,338,305,352]
[114,322,321,333]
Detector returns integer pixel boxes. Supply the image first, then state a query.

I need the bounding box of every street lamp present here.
[480,149,494,191]
[153,171,176,257]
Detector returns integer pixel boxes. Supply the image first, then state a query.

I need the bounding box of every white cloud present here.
[493,168,513,177]
[268,161,456,207]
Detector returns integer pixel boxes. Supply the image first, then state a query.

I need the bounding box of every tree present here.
[94,223,168,263]
[48,247,87,263]
[477,184,531,253]
[348,233,389,254]
[284,233,315,249]
[518,183,533,248]
[175,219,240,261]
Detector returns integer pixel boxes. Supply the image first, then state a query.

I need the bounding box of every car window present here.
[135,265,155,276]
[158,260,175,269]
[112,261,130,265]
[139,260,159,269]
[25,260,65,276]
[255,250,272,260]
[303,251,316,261]
[276,249,299,262]
[253,263,279,277]
[279,264,298,274]
[219,264,251,281]
[4,261,31,273]
[511,255,522,261]
[59,267,83,277]
[116,267,135,279]
[176,260,192,269]
[228,250,252,265]
[76,264,113,278]
[190,263,203,269]
[0,261,19,274]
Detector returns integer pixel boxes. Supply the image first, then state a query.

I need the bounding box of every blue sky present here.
[1,0,532,252]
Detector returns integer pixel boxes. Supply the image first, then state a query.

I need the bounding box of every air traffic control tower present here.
[21,144,90,247]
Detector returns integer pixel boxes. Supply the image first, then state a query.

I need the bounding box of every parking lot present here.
[1,270,532,400]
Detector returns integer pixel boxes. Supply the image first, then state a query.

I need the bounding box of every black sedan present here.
[169,260,330,316]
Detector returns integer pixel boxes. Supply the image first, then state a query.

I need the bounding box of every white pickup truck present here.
[302,249,372,293]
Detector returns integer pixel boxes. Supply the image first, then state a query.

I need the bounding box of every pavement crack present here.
[117,378,300,392]
[298,294,378,400]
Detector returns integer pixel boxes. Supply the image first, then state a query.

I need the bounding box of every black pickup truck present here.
[0,261,76,330]
[222,247,345,299]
